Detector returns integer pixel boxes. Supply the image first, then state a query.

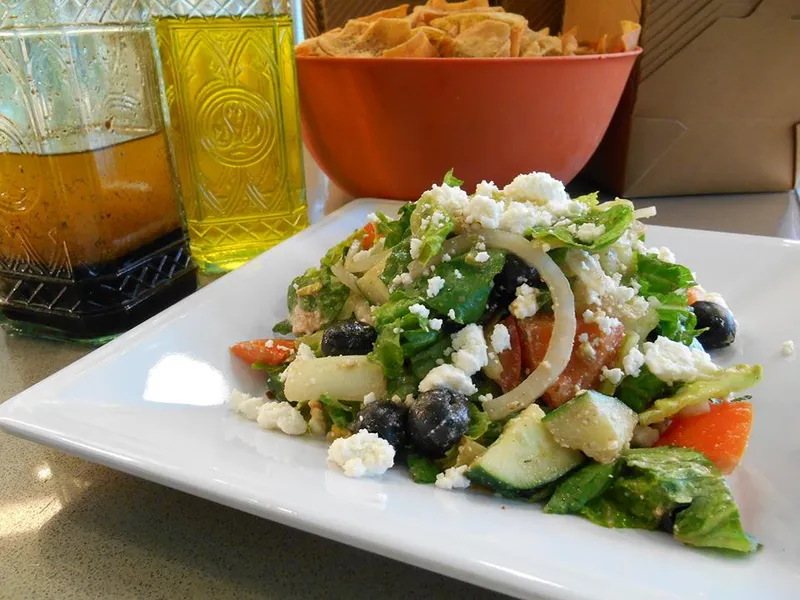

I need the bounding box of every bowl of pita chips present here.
[296,0,641,200]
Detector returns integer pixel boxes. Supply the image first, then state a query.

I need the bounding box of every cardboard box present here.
[565,0,800,197]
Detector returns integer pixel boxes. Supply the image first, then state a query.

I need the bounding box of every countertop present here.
[1,189,798,600]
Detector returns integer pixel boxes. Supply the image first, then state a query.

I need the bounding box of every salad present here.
[229,170,762,553]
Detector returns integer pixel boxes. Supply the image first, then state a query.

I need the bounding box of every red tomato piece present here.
[517,314,625,408]
[495,316,522,393]
[655,401,753,474]
[362,222,377,250]
[230,339,296,366]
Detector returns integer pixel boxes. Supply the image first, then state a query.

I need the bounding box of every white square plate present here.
[1,200,799,600]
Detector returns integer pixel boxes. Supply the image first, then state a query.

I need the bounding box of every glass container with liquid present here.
[152,0,308,273]
[0,1,197,343]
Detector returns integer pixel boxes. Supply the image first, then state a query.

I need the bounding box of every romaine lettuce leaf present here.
[638,364,762,426]
[410,194,456,266]
[380,238,412,287]
[546,447,760,553]
[615,366,671,413]
[441,168,464,187]
[287,266,350,327]
[318,394,360,429]
[409,337,451,381]
[376,202,414,249]
[414,249,506,324]
[252,362,288,402]
[466,402,491,440]
[528,204,633,251]
[407,453,442,484]
[369,310,442,379]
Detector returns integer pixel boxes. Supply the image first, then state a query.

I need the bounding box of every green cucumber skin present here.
[467,463,582,499]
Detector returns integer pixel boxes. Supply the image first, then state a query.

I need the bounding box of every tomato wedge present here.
[362,222,377,250]
[517,315,625,409]
[655,401,753,474]
[495,316,522,393]
[230,339,296,366]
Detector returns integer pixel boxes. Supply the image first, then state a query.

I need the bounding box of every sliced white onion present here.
[633,206,657,219]
[479,230,576,421]
[331,262,362,295]
[345,248,390,274]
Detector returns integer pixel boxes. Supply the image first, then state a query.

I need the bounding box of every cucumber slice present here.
[543,390,638,464]
[467,404,584,497]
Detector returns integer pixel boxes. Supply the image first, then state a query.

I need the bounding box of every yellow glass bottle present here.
[153,3,307,273]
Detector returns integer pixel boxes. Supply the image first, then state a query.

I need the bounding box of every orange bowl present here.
[297,50,641,201]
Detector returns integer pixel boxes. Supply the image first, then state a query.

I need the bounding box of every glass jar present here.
[0,0,197,343]
[151,0,308,273]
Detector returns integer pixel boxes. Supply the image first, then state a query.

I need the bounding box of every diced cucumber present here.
[467,405,584,497]
[543,390,638,464]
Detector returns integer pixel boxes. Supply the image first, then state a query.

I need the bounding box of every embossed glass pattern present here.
[0,0,197,342]
[152,0,307,273]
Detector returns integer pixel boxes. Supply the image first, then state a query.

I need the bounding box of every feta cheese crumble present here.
[782,340,795,357]
[328,430,395,478]
[418,364,478,395]
[648,246,676,264]
[574,222,606,243]
[447,309,456,320]
[409,303,430,319]
[229,389,264,420]
[622,346,645,377]
[601,367,625,385]
[363,392,377,405]
[582,309,622,335]
[464,194,503,229]
[643,336,718,385]
[427,276,445,298]
[454,269,463,279]
[296,342,316,361]
[473,251,490,263]
[429,318,443,331]
[435,465,471,490]
[256,401,307,435]
[450,324,489,375]
[391,272,413,288]
[510,284,539,319]
[490,323,511,354]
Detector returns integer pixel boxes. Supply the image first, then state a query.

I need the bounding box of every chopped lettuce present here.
[413,249,506,324]
[387,369,419,401]
[633,254,698,345]
[321,228,361,268]
[411,194,455,266]
[272,319,293,335]
[615,366,671,413]
[288,266,349,328]
[380,238,412,287]
[252,362,288,402]
[318,394,359,428]
[528,204,633,251]
[407,453,441,484]
[546,447,760,553]
[466,402,491,440]
[369,310,442,379]
[441,168,464,187]
[376,203,414,249]
[638,364,762,426]
[409,337,451,381]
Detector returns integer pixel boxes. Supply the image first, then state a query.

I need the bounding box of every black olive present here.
[321,319,377,356]
[354,401,408,449]
[692,301,736,350]
[407,389,470,457]
[659,503,691,534]
[484,254,543,321]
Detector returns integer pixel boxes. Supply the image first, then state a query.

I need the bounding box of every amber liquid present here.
[0,132,196,341]
[0,131,181,266]
[154,14,308,273]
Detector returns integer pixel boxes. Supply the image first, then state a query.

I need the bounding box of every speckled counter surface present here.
[1,190,797,600]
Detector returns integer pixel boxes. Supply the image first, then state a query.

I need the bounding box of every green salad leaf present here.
[318,394,359,429]
[633,254,698,345]
[528,204,633,252]
[272,319,293,335]
[369,310,442,379]
[380,238,412,288]
[411,194,456,266]
[414,249,506,324]
[321,228,361,268]
[387,369,419,401]
[407,453,441,484]
[409,337,451,381]
[376,203,414,249]
[465,402,491,440]
[441,168,464,187]
[252,362,289,402]
[638,364,762,426]
[615,366,671,413]
[546,447,760,553]
[287,266,350,327]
